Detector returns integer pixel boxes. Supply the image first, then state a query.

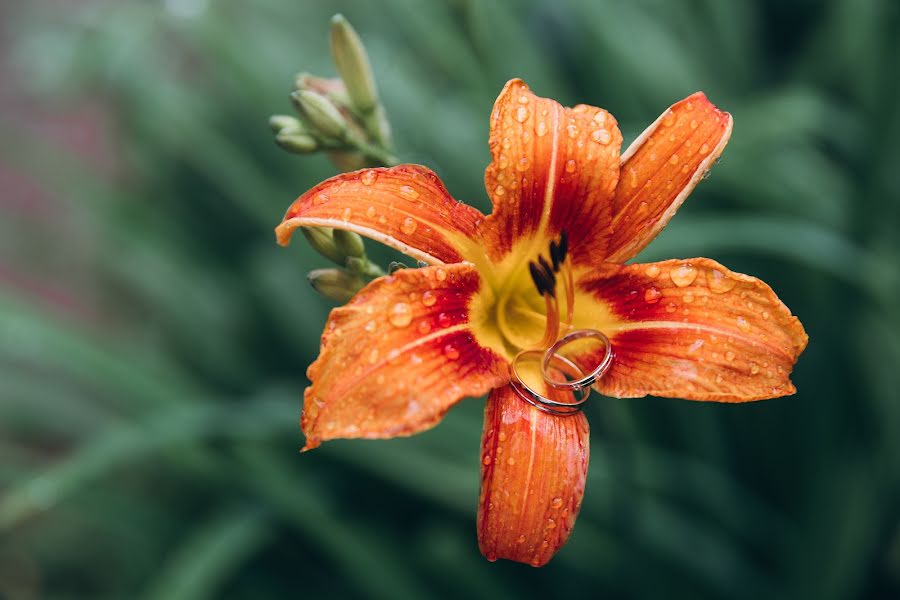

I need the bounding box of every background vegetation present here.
[2,0,899,598]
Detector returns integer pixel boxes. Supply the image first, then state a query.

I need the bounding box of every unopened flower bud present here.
[269,114,303,134]
[275,131,318,153]
[307,268,365,303]
[300,227,344,265]
[292,90,347,139]
[332,229,365,258]
[330,14,379,114]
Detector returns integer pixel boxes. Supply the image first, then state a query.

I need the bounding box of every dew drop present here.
[686,101,694,111]
[494,184,506,197]
[399,185,419,199]
[670,263,697,287]
[551,497,563,509]
[517,534,526,543]
[360,169,378,186]
[444,343,460,360]
[507,456,516,466]
[750,363,760,375]
[683,292,695,303]
[565,159,576,173]
[498,431,507,442]
[341,207,352,221]
[515,106,530,122]
[364,320,376,333]
[367,348,379,364]
[421,290,437,307]
[566,124,578,138]
[437,312,451,327]
[665,302,677,313]
[644,265,661,278]
[365,205,377,218]
[669,154,680,165]
[483,455,492,465]
[708,268,736,293]
[400,217,418,234]
[546,518,557,529]
[591,128,611,144]
[593,111,607,125]
[690,119,698,130]
[699,143,710,155]
[536,121,548,136]
[663,112,675,127]
[715,374,724,384]
[388,302,413,327]
[313,193,329,205]
[498,154,509,168]
[518,94,529,104]
[516,157,530,172]
[736,316,751,332]
[762,311,770,320]
[725,351,735,361]
[417,320,431,334]
[644,287,662,303]
[436,268,447,281]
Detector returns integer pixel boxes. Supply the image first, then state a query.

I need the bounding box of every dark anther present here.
[529,262,551,296]
[537,256,556,291]
[549,240,561,271]
[558,230,568,265]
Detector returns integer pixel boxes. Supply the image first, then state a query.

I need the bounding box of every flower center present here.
[469,233,575,361]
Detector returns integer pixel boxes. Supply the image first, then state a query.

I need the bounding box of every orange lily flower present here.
[275,79,808,566]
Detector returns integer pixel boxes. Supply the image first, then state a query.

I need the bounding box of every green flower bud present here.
[291,90,347,140]
[332,229,365,259]
[307,268,365,303]
[330,14,379,114]
[275,131,318,153]
[300,227,344,264]
[269,114,303,134]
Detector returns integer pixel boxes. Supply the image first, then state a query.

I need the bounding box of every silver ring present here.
[509,350,590,416]
[541,329,614,392]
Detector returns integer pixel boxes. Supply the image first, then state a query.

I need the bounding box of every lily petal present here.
[607,93,732,263]
[480,79,622,266]
[302,263,507,450]
[477,385,589,566]
[276,165,484,264]
[575,258,807,401]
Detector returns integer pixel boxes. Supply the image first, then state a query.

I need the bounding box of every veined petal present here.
[276,165,484,265]
[574,258,807,401]
[477,385,589,566]
[302,264,507,450]
[607,93,732,263]
[480,79,622,266]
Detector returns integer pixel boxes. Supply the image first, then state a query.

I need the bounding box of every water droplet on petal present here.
[736,316,751,332]
[593,111,607,125]
[566,124,578,138]
[644,287,662,303]
[364,320,376,332]
[686,101,695,111]
[483,454,492,465]
[507,456,516,466]
[750,363,760,374]
[591,128,611,144]
[388,302,413,327]
[665,302,677,313]
[699,143,710,155]
[669,154,680,165]
[515,106,529,122]
[546,518,557,529]
[516,157,530,172]
[551,497,563,509]
[417,320,431,334]
[517,534,526,543]
[400,217,418,234]
[535,121,548,136]
[399,185,419,199]
[690,119,698,130]
[419,291,436,308]
[663,112,675,127]
[341,207,352,221]
[683,292,694,303]
[494,184,506,197]
[365,205,377,218]
[670,263,697,287]
[565,159,576,173]
[708,268,736,293]
[645,264,661,278]
[360,170,378,186]
[725,351,735,361]
[444,343,459,360]
[313,193,329,205]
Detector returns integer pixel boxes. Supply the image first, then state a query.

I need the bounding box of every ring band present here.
[541,329,614,392]
[509,350,589,415]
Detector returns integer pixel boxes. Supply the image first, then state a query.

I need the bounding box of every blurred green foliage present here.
[2,0,899,598]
